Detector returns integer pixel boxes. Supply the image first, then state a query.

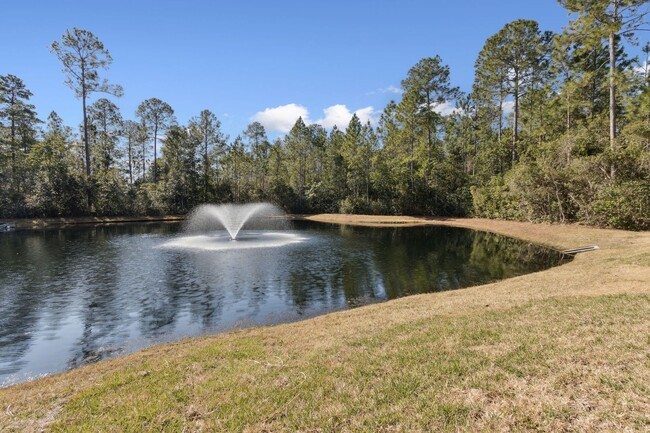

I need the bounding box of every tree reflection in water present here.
[0,221,568,386]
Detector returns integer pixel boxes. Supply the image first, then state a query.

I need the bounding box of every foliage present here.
[136,98,175,183]
[588,180,650,229]
[25,112,87,216]
[51,27,123,179]
[2,15,649,230]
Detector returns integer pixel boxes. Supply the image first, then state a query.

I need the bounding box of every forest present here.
[1,1,649,230]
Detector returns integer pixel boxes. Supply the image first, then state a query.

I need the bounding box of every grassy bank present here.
[0,215,185,230]
[1,216,649,432]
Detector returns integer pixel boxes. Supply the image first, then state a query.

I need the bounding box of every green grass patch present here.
[3,294,648,432]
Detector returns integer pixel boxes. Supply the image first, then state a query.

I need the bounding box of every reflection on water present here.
[0,221,568,386]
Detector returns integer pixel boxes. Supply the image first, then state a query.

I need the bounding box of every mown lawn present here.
[0,295,646,432]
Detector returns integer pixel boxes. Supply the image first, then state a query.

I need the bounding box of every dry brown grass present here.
[1,216,648,432]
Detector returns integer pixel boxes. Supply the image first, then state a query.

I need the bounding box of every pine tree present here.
[121,120,147,184]
[401,56,459,180]
[88,98,122,172]
[558,0,649,150]
[0,75,40,180]
[51,28,123,179]
[244,121,271,195]
[285,117,311,210]
[136,98,174,183]
[473,20,553,163]
[28,112,86,216]
[189,110,226,202]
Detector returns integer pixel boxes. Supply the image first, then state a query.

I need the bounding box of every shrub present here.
[587,180,650,230]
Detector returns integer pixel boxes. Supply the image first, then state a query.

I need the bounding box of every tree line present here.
[1,0,648,229]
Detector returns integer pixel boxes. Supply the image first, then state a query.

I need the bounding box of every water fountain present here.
[0,208,570,386]
[186,203,281,240]
[161,202,307,251]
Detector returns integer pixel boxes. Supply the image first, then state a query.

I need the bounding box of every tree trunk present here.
[426,92,432,185]
[153,123,158,183]
[10,115,16,177]
[512,76,519,164]
[609,32,617,149]
[142,139,146,181]
[81,65,90,178]
[103,114,108,170]
[498,83,504,143]
[82,93,90,177]
[472,139,477,176]
[566,91,571,131]
[204,137,209,202]
[643,44,650,82]
[81,64,92,210]
[609,1,618,178]
[409,138,414,194]
[128,138,133,185]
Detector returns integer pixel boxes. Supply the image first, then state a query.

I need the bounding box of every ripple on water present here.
[159,231,309,251]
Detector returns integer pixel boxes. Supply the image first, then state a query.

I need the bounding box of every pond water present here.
[0,221,569,386]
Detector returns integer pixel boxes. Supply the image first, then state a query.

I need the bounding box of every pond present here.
[0,221,569,386]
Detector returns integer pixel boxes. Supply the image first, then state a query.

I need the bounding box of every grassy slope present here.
[1,216,648,432]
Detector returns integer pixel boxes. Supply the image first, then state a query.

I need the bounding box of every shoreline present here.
[1,215,648,431]
[1,211,642,246]
[0,215,186,230]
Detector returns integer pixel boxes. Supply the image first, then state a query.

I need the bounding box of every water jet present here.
[186,203,282,240]
[162,202,305,251]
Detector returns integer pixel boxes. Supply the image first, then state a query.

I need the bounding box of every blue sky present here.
[0,0,614,139]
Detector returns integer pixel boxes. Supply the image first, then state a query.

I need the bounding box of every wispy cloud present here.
[367,85,403,96]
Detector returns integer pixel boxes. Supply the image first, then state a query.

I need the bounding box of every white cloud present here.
[316,105,350,129]
[316,104,377,129]
[431,101,461,116]
[355,106,376,124]
[502,100,515,114]
[252,103,377,133]
[367,85,403,95]
[634,60,649,76]
[252,103,310,133]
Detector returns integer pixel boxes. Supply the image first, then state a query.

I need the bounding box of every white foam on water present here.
[160,231,307,251]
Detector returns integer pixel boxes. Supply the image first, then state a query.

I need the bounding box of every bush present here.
[267,181,301,213]
[306,182,341,213]
[587,180,650,230]
[132,182,165,216]
[93,169,130,216]
[470,177,522,220]
[338,196,390,215]
[339,196,368,214]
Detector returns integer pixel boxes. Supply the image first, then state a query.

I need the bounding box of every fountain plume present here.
[185,203,286,239]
